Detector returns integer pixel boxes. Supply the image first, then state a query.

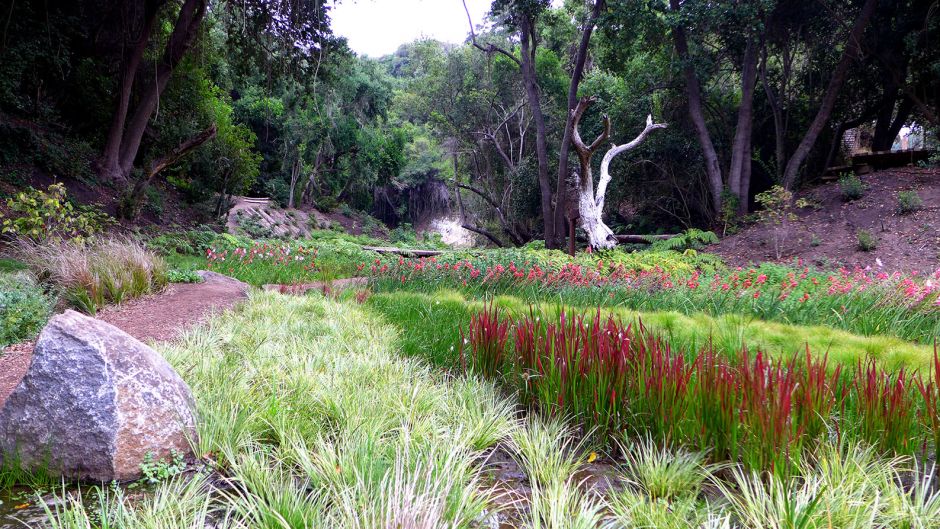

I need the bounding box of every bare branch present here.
[461,224,506,247]
[462,0,521,67]
[596,115,667,211]
[570,96,611,160]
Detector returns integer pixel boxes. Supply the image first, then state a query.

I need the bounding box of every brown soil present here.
[0,272,249,408]
[713,167,940,272]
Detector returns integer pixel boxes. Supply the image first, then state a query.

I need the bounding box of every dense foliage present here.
[1,0,934,244]
[0,272,52,346]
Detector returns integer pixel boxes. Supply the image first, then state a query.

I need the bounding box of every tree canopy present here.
[0,0,935,245]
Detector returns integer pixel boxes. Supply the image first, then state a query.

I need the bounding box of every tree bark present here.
[518,15,555,248]
[571,96,665,250]
[781,0,878,189]
[728,37,759,212]
[670,0,723,218]
[461,224,506,247]
[552,0,606,250]
[112,0,209,180]
[215,169,232,218]
[99,0,165,183]
[872,96,914,151]
[287,150,302,208]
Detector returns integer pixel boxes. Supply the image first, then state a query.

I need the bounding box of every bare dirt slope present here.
[713,168,940,272]
[0,272,249,408]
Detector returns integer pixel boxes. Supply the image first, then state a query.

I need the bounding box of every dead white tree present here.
[571,96,667,249]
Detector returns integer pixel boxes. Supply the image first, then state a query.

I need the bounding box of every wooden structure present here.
[850,149,932,171]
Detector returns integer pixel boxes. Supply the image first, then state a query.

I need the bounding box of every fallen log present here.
[362,246,445,257]
[615,234,677,244]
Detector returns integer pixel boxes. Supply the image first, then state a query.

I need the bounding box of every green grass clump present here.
[160,292,511,526]
[857,229,878,251]
[839,173,865,201]
[0,272,53,347]
[166,269,202,284]
[11,237,167,315]
[897,190,923,214]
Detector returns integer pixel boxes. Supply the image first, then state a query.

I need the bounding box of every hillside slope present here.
[713,168,940,272]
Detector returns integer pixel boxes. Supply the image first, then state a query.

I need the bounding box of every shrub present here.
[13,237,168,315]
[0,183,113,242]
[0,272,52,346]
[148,228,223,256]
[754,186,796,259]
[839,174,865,201]
[856,229,877,251]
[896,190,922,215]
[650,229,719,252]
[167,269,203,283]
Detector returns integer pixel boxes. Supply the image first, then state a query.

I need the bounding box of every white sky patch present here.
[331,0,492,57]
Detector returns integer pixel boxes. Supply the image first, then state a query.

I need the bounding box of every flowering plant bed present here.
[367,255,940,344]
[204,242,372,286]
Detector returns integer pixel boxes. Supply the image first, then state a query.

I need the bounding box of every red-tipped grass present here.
[795,347,845,444]
[916,344,940,462]
[691,346,742,462]
[460,304,930,475]
[854,360,918,455]
[739,351,802,475]
[459,301,511,378]
[629,323,693,445]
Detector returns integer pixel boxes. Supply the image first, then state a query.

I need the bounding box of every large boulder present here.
[0,310,198,482]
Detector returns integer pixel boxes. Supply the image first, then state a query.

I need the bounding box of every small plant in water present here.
[139,449,186,485]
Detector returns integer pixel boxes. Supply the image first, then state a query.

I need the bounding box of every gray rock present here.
[0,310,198,482]
[196,270,251,294]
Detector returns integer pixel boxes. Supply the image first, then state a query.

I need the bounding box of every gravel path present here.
[0,272,249,408]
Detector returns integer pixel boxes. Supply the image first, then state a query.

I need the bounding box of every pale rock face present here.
[0,310,198,481]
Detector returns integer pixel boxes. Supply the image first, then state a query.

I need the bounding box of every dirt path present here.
[0,271,250,408]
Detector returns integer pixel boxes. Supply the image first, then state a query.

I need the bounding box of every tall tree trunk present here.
[99,0,165,183]
[728,37,759,212]
[216,169,233,218]
[518,16,555,247]
[287,151,301,208]
[781,0,878,189]
[670,0,723,218]
[872,96,914,151]
[760,40,793,182]
[114,0,209,180]
[739,130,752,214]
[552,0,606,250]
[300,144,324,205]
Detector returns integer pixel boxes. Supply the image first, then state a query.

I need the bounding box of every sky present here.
[329,0,498,57]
